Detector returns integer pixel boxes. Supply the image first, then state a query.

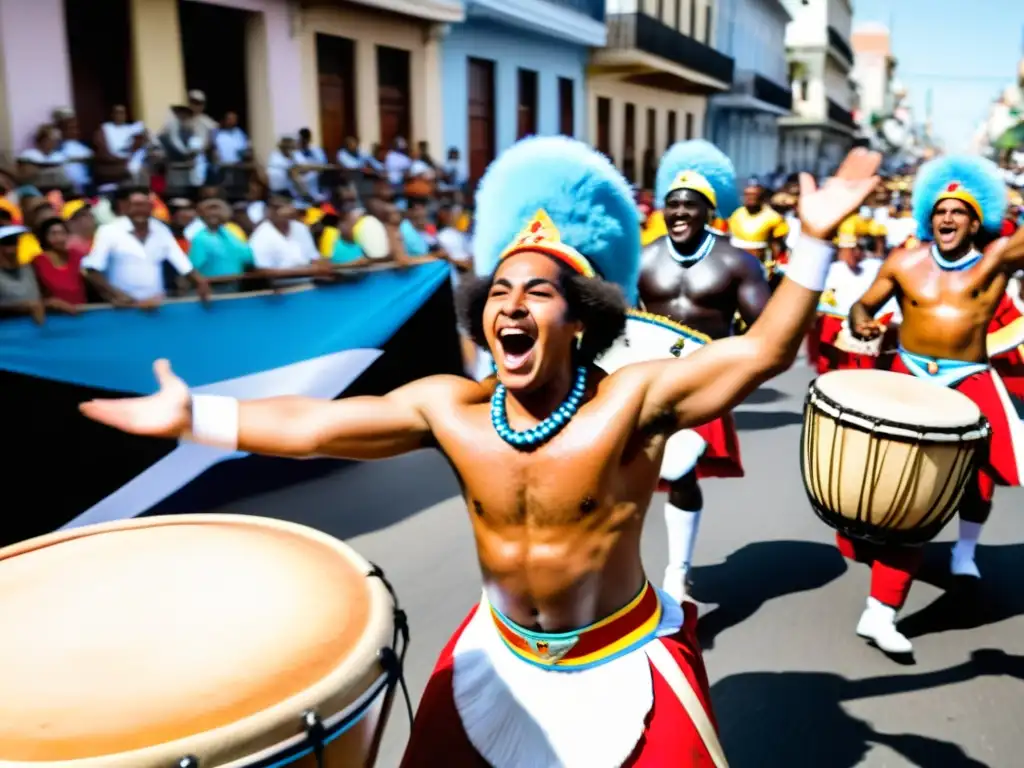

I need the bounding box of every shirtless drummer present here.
[81,137,881,767]
[847,156,1024,655]
[640,140,772,601]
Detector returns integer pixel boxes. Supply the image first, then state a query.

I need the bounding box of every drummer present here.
[847,156,1024,655]
[813,217,900,374]
[79,137,882,766]
[639,140,771,602]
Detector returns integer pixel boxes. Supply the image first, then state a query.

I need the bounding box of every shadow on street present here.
[692,540,848,651]
[712,649,1024,767]
[899,542,1024,641]
[733,409,805,431]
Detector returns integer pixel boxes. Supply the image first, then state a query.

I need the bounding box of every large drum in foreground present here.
[802,370,989,545]
[0,515,403,768]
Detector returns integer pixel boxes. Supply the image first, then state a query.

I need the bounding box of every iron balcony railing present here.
[606,12,735,85]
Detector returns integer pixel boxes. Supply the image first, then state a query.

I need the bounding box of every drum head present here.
[0,515,394,767]
[813,369,981,429]
[596,310,708,374]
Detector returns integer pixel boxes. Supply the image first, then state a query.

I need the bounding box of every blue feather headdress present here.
[654,140,739,218]
[912,155,1007,240]
[472,136,641,305]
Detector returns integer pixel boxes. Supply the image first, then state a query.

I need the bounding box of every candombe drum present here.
[801,369,989,545]
[0,515,408,768]
[596,309,709,374]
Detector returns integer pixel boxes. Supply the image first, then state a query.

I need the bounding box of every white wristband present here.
[186,394,239,451]
[784,234,835,292]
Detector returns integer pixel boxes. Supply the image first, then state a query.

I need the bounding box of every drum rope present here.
[368,563,415,729]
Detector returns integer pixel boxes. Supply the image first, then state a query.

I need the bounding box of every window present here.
[623,102,636,183]
[377,46,411,150]
[596,97,612,156]
[685,112,694,140]
[558,78,575,136]
[689,0,696,37]
[517,69,538,139]
[667,111,677,146]
[657,0,664,23]
[704,3,713,45]
[643,107,657,189]
[675,0,683,32]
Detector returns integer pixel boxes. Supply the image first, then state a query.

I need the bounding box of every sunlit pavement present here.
[224,363,1024,767]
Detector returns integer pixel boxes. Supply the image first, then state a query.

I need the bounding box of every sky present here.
[853,0,1022,152]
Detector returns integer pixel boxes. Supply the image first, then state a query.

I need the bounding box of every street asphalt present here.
[224,362,1024,768]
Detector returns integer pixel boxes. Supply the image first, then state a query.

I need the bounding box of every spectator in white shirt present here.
[267,136,315,199]
[249,196,328,284]
[54,114,94,194]
[337,136,367,171]
[439,146,468,192]
[384,137,412,187]
[94,104,149,185]
[296,128,329,202]
[82,188,211,306]
[17,125,70,192]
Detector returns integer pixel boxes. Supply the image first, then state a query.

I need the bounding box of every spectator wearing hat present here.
[32,216,87,306]
[18,125,71,194]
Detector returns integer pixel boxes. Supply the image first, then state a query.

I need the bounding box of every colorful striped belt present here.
[488,582,663,671]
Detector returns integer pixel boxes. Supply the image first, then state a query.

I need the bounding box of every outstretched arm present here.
[79,359,453,461]
[634,149,881,431]
[848,257,899,340]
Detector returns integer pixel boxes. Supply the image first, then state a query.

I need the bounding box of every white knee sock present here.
[664,503,702,573]
[953,520,983,561]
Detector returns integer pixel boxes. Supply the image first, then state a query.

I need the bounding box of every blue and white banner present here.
[0,262,451,536]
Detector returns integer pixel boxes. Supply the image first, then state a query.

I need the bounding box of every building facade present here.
[0,0,464,163]
[708,0,791,181]
[589,0,734,190]
[778,0,857,175]
[440,0,605,184]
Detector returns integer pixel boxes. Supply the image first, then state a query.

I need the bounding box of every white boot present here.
[951,521,983,578]
[662,565,692,603]
[856,597,913,654]
[663,503,701,602]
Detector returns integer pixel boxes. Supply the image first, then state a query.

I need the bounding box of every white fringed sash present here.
[452,589,684,768]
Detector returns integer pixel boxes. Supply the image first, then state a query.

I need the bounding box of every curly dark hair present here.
[456,258,628,363]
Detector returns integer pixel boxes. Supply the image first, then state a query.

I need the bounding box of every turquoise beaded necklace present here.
[669,230,716,267]
[491,365,588,450]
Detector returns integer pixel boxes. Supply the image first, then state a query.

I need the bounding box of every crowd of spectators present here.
[0,94,481,373]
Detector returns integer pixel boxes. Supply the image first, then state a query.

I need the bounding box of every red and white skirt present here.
[400,590,724,768]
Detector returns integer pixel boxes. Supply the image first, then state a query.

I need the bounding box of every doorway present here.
[177,0,250,129]
[316,33,356,158]
[377,46,411,151]
[467,57,495,186]
[64,0,133,139]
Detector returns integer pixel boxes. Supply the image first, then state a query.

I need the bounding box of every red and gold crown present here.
[934,181,982,221]
[498,209,596,278]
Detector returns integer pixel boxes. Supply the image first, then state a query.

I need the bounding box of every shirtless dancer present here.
[847,156,1024,655]
[639,140,772,601]
[81,137,880,767]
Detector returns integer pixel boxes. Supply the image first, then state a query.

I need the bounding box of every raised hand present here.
[798,149,882,240]
[79,359,192,439]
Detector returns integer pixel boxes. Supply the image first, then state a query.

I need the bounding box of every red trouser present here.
[835,533,923,609]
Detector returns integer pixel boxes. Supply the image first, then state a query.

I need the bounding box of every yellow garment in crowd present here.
[17,233,41,265]
[641,210,666,247]
[319,226,340,259]
[727,206,788,249]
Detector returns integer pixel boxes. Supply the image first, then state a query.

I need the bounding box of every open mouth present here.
[668,218,693,240]
[497,327,537,372]
[936,225,958,246]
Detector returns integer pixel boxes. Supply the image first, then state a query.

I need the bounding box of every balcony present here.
[827,25,854,68]
[594,12,734,92]
[544,0,604,22]
[828,98,857,129]
[468,0,606,46]
[715,69,792,114]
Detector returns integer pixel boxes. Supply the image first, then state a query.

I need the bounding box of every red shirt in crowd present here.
[32,249,87,305]
[1001,218,1018,237]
